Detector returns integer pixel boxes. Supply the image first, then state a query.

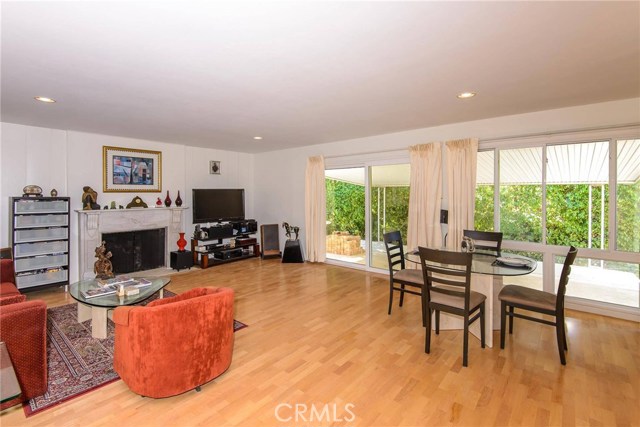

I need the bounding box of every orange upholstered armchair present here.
[113,287,235,398]
[0,258,48,410]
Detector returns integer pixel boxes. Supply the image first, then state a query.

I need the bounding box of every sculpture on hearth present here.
[94,241,115,279]
[82,186,101,210]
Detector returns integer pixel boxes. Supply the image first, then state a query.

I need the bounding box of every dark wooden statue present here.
[94,241,114,279]
[82,186,100,210]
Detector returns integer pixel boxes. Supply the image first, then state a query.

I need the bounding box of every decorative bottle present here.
[164,191,172,207]
[175,191,183,207]
[177,232,187,251]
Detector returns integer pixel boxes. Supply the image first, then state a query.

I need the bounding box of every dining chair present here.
[498,246,578,365]
[418,247,486,367]
[463,230,503,256]
[383,231,425,326]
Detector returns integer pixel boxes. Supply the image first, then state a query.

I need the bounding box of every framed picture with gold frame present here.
[103,146,162,192]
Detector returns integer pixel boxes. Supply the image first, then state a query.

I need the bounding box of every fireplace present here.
[77,207,186,280]
[102,228,166,274]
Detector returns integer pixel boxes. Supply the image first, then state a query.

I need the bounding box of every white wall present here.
[252,98,640,251]
[0,123,254,282]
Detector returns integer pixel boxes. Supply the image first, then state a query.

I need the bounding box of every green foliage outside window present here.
[326,178,410,241]
[326,179,365,238]
[617,181,640,253]
[371,186,410,241]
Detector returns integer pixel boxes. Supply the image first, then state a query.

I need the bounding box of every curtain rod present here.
[322,123,639,159]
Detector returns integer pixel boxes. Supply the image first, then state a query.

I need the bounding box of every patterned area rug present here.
[24,291,247,417]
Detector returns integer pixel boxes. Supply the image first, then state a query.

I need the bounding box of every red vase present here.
[177,232,187,252]
[175,190,183,207]
[164,191,172,207]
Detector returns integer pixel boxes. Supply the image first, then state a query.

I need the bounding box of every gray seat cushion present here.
[429,288,485,310]
[393,268,423,286]
[498,285,556,311]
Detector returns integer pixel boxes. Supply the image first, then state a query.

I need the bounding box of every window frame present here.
[479,125,639,319]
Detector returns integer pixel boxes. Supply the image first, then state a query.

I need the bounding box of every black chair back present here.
[556,246,578,312]
[383,231,406,274]
[418,247,473,311]
[463,230,503,256]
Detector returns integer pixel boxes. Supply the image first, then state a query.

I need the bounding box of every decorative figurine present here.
[82,186,100,210]
[110,201,116,209]
[94,241,114,279]
[282,222,300,241]
[126,196,148,209]
[50,188,58,197]
[23,185,43,197]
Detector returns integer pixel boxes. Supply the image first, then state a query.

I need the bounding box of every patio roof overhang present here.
[326,140,640,186]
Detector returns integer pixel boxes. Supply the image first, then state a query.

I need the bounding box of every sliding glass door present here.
[325,167,366,266]
[369,164,410,270]
[325,163,410,271]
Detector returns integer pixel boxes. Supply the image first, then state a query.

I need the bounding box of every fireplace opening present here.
[102,228,166,274]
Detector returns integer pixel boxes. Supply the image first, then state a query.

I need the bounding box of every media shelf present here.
[191,237,260,269]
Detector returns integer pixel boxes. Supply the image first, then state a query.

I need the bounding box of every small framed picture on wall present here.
[210,161,221,175]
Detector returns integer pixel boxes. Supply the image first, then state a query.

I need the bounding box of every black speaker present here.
[260,224,281,259]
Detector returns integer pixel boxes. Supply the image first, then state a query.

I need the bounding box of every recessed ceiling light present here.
[253,136,263,140]
[34,96,56,103]
[457,92,476,99]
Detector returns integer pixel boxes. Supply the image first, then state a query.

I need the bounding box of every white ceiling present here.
[2,2,639,154]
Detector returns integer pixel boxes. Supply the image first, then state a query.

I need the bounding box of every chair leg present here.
[421,288,427,327]
[555,317,567,365]
[399,284,405,307]
[435,310,440,334]
[462,317,469,367]
[480,303,486,349]
[508,305,514,334]
[388,281,394,315]
[425,308,432,354]
[563,320,568,351]
[500,301,507,349]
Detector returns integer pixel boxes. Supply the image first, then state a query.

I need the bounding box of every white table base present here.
[431,274,503,348]
[77,288,164,339]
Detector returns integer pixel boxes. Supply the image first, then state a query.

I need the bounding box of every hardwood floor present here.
[2,259,639,426]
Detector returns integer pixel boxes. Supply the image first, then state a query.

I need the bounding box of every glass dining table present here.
[405,249,537,348]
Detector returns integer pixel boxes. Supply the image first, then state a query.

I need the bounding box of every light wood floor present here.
[2,259,639,427]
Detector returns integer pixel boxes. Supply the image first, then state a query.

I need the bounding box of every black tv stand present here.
[191,237,260,269]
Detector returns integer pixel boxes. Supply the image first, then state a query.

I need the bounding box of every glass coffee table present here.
[69,277,171,339]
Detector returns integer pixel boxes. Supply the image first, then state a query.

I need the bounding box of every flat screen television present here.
[192,189,245,223]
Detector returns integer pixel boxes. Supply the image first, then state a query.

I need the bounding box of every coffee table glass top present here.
[68,277,170,308]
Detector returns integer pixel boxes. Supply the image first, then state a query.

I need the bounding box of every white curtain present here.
[304,155,326,262]
[407,143,442,252]
[445,138,479,250]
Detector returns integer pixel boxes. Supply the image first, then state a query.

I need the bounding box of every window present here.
[499,147,543,242]
[546,141,609,249]
[616,139,640,253]
[481,130,640,313]
[475,150,494,231]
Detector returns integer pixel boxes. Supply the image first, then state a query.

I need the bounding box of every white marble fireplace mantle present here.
[76,207,187,279]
